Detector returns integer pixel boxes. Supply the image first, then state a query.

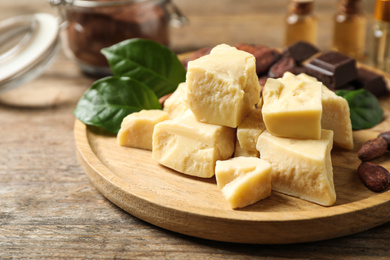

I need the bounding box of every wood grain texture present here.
[1,0,390,258]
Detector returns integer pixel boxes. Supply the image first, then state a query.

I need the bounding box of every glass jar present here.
[50,0,186,76]
[0,13,61,93]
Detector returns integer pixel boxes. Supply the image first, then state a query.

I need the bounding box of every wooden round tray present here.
[74,93,390,244]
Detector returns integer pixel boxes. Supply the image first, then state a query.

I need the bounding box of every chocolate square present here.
[352,67,388,97]
[305,51,358,89]
[284,41,319,63]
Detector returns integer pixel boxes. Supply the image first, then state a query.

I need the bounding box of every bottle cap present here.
[290,0,314,16]
[374,0,390,22]
[338,0,363,15]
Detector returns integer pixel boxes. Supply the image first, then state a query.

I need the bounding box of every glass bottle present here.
[369,0,390,73]
[284,0,318,46]
[332,0,367,60]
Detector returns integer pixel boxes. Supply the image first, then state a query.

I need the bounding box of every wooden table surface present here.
[2,0,390,259]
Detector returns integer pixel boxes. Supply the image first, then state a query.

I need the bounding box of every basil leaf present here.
[101,38,186,98]
[336,89,384,130]
[74,76,161,134]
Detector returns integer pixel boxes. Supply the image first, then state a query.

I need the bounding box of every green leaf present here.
[74,76,161,134]
[336,89,384,130]
[101,38,186,98]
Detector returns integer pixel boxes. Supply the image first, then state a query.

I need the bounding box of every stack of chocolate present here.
[182,41,389,98]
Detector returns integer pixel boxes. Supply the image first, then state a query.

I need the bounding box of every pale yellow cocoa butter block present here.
[185,44,261,128]
[117,109,169,150]
[256,130,336,206]
[296,73,354,150]
[234,140,259,158]
[163,82,188,119]
[262,76,322,140]
[152,111,235,178]
[236,108,266,153]
[215,157,271,209]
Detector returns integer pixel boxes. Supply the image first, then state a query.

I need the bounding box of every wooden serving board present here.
[74,91,390,244]
[74,57,390,244]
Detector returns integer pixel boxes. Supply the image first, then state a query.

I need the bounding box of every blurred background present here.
[171,0,376,52]
[0,0,377,53]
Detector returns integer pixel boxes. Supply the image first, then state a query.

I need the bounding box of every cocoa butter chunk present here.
[305,51,358,89]
[163,82,188,119]
[352,67,389,97]
[358,136,388,161]
[152,110,235,178]
[236,108,266,155]
[256,130,336,206]
[296,73,354,150]
[215,157,271,209]
[358,162,390,192]
[235,43,281,75]
[185,44,261,128]
[117,110,169,150]
[284,41,319,63]
[262,76,322,140]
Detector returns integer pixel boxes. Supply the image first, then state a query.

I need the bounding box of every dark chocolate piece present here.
[293,65,310,76]
[351,67,388,97]
[283,41,319,63]
[268,54,296,78]
[336,84,356,91]
[305,51,358,89]
[235,44,281,75]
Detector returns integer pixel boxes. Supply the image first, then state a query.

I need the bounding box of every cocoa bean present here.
[159,93,172,109]
[181,47,212,70]
[235,44,281,75]
[258,76,269,87]
[357,136,388,161]
[268,54,296,78]
[378,131,390,150]
[358,162,390,192]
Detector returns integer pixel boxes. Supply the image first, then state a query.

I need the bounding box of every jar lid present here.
[375,0,390,22]
[0,13,60,92]
[338,0,363,15]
